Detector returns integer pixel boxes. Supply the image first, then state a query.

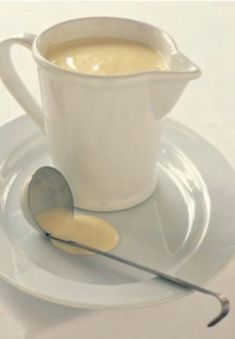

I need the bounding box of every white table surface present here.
[0,2,235,338]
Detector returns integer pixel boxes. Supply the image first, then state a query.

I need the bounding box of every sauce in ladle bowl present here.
[21,166,119,255]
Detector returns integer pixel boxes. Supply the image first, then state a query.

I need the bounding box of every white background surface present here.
[0,1,235,338]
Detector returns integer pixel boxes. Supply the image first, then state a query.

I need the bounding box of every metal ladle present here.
[21,166,229,327]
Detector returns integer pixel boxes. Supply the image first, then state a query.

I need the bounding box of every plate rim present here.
[0,115,235,309]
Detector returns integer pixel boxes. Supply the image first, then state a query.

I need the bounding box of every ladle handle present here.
[47,233,230,327]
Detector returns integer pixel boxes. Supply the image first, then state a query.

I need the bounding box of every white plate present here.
[1,116,235,309]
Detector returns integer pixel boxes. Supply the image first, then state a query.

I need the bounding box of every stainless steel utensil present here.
[21,166,230,327]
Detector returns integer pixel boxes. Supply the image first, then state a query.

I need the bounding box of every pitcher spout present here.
[149,66,200,119]
[148,31,201,119]
[151,26,201,79]
[169,52,201,79]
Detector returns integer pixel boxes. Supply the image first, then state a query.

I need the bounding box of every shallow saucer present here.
[0,115,235,308]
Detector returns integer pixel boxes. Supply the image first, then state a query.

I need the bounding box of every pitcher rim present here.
[32,16,201,81]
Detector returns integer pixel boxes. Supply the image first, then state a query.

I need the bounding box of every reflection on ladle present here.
[21,166,230,327]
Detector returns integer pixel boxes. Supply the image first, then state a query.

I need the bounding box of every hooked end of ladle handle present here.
[207,294,230,327]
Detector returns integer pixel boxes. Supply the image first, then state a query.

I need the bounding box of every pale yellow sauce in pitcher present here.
[46,37,168,75]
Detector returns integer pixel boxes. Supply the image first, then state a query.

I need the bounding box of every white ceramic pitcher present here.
[0,17,200,211]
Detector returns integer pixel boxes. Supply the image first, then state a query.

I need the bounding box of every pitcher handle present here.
[0,33,45,133]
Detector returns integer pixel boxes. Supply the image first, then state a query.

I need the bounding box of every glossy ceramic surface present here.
[0,116,235,308]
[0,17,200,211]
